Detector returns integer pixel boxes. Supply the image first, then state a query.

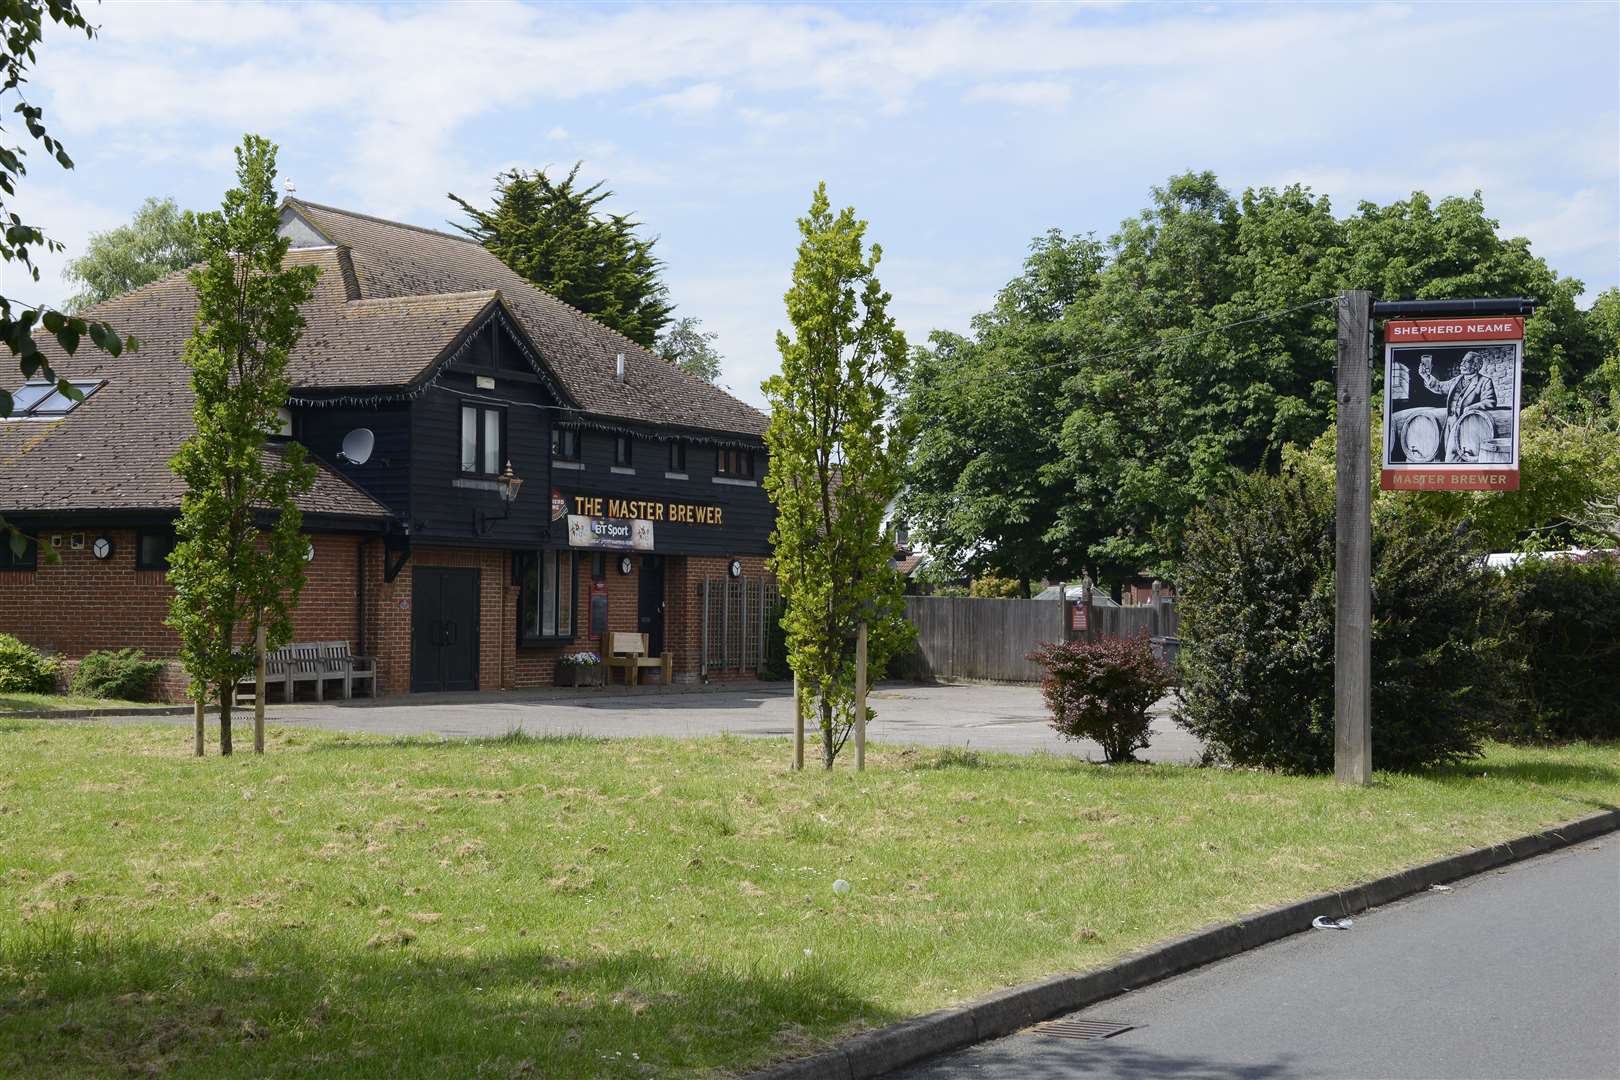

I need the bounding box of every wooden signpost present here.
[1333,294,1535,785]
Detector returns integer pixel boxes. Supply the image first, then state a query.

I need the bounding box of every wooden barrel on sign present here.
[1393,409,1442,463]
[1456,411,1495,461]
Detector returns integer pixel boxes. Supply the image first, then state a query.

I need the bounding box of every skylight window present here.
[5,379,103,419]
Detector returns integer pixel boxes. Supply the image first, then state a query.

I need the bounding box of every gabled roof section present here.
[287,290,577,408]
[277,205,337,250]
[283,197,768,438]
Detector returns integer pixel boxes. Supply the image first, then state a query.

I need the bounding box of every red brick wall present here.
[0,529,368,699]
[2,531,775,699]
[367,545,509,695]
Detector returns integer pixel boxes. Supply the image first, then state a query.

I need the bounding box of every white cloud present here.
[643,82,729,115]
[963,80,1071,110]
[14,0,1615,374]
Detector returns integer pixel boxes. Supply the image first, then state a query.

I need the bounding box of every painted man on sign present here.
[1418,350,1498,463]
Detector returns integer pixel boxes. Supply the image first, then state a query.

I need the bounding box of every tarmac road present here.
[893,830,1620,1080]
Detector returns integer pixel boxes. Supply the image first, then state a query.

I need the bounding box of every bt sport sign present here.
[1381,317,1523,491]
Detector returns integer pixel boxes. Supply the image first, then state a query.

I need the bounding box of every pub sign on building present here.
[0,200,774,696]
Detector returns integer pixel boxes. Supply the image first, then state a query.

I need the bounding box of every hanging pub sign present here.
[567,514,654,551]
[1380,316,1523,491]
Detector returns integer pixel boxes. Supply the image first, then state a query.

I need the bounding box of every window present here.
[613,435,633,468]
[717,447,755,479]
[668,440,686,473]
[460,403,504,475]
[5,379,102,419]
[551,427,581,462]
[591,552,606,581]
[0,535,36,570]
[136,528,176,571]
[517,550,577,641]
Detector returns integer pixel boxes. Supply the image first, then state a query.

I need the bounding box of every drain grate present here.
[1032,1018,1134,1041]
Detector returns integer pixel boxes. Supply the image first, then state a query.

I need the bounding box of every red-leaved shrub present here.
[1028,634,1171,763]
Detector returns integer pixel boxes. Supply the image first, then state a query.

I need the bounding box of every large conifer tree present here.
[451,164,672,347]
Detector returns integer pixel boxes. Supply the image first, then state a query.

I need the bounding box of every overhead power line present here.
[1005,296,1336,378]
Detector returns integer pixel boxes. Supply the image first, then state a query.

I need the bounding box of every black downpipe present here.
[356,537,371,657]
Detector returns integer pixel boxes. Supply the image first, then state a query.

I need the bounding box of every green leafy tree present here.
[63,196,203,310]
[656,315,722,382]
[764,183,915,768]
[166,135,318,756]
[901,173,1597,587]
[1,0,136,560]
[451,164,672,347]
[900,230,1104,590]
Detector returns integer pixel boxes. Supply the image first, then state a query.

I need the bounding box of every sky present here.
[11,0,1619,408]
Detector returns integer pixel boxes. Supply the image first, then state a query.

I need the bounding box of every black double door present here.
[638,555,665,656]
[411,567,480,692]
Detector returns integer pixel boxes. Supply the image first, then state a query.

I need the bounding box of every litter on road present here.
[1311,915,1354,930]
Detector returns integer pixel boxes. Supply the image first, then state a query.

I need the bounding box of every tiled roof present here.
[285,199,767,436]
[4,198,771,517]
[1,250,390,520]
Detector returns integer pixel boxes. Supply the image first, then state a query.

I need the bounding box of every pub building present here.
[0,199,774,697]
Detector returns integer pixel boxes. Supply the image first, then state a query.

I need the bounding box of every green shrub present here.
[1499,553,1620,741]
[70,647,167,701]
[1174,474,1510,773]
[1029,633,1171,763]
[0,634,59,694]
[969,575,1024,598]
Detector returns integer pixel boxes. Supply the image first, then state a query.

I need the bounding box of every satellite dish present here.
[336,427,374,466]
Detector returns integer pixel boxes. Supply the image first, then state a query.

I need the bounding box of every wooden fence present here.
[898,593,1179,683]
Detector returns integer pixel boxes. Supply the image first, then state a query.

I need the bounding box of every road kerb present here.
[746,807,1620,1080]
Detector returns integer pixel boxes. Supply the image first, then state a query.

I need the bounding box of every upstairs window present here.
[460,403,504,475]
[668,440,686,473]
[716,447,755,479]
[551,427,581,462]
[5,379,102,419]
[613,435,633,468]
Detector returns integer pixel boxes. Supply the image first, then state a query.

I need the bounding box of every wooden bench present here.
[601,632,671,688]
[235,640,377,704]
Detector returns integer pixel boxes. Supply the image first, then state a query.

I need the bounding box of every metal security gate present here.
[700,576,780,677]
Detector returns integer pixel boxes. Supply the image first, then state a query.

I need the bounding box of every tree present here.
[1,0,136,414]
[1,0,136,561]
[899,173,1598,587]
[656,315,722,382]
[450,164,672,347]
[166,135,318,756]
[899,230,1104,591]
[63,196,203,310]
[763,183,915,768]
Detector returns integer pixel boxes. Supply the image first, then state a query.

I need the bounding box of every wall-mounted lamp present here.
[475,460,524,534]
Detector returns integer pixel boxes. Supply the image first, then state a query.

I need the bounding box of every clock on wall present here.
[728,558,743,579]
[618,555,633,575]
[91,536,113,561]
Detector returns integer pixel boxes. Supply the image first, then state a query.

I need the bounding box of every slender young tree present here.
[763,183,915,768]
[167,135,317,755]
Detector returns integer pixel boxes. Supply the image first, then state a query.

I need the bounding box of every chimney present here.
[614,352,625,385]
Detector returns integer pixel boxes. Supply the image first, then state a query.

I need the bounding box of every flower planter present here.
[555,664,604,688]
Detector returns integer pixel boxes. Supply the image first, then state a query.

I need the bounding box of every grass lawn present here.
[1,722,1616,1079]
[0,692,164,715]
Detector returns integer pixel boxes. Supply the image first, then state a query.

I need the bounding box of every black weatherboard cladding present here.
[556,433,772,556]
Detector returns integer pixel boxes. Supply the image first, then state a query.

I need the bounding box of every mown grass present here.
[0,722,1615,1078]
[0,692,161,715]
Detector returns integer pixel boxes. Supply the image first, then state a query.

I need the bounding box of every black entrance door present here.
[637,555,665,656]
[411,567,480,692]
